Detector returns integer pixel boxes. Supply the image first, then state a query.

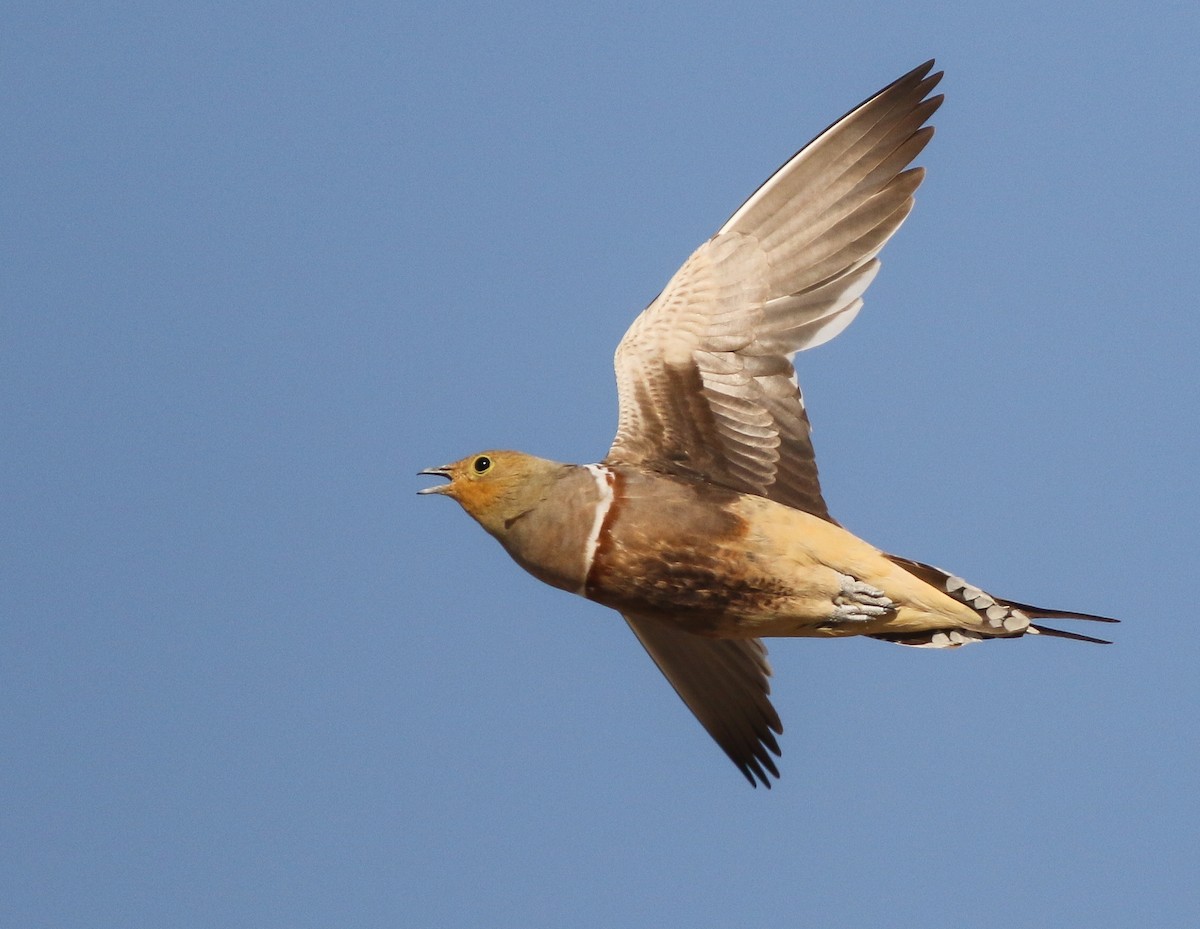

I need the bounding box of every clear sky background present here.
[5,3,1199,927]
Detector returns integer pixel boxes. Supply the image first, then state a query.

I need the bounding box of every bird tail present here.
[874,554,1119,647]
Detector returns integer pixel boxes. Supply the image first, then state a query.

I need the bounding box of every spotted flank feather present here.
[870,628,987,648]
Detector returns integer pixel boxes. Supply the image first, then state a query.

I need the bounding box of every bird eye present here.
[472,455,492,474]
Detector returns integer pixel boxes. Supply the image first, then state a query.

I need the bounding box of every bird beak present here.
[417,466,453,495]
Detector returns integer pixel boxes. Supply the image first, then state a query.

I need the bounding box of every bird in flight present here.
[419,61,1116,787]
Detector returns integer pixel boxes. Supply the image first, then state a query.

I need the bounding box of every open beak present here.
[417,466,453,495]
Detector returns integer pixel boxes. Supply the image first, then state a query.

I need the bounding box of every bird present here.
[418,60,1117,787]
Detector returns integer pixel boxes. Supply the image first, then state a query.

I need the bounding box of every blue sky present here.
[4,3,1199,927]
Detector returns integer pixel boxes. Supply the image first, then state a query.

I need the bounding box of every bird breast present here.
[492,464,615,596]
[578,467,801,631]
[496,463,881,635]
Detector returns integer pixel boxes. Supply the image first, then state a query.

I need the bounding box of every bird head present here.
[418,450,566,537]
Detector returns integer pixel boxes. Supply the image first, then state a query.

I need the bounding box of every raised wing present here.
[606,61,943,520]
[623,612,782,788]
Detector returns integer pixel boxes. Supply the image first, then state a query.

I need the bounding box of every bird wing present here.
[605,61,943,520]
[622,612,782,787]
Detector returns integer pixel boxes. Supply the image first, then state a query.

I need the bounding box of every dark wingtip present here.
[908,59,937,79]
[732,741,782,788]
[738,764,774,790]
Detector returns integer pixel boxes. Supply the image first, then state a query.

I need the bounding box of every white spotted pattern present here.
[943,572,1031,633]
[903,629,986,649]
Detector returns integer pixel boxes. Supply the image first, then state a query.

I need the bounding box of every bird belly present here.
[579,481,857,635]
[740,495,986,637]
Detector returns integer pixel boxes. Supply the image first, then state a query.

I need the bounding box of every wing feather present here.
[622,612,782,788]
[606,62,943,519]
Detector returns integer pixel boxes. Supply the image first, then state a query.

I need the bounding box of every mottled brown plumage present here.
[420,62,1117,787]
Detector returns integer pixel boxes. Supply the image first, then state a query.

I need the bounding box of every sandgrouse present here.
[419,61,1116,787]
